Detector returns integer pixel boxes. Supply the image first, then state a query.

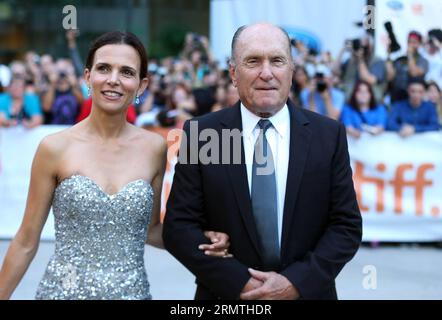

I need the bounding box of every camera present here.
[159,80,167,91]
[191,33,201,45]
[384,21,401,53]
[346,39,362,52]
[33,55,41,66]
[315,72,327,93]
[58,71,68,79]
[352,39,361,51]
[157,109,177,127]
[428,29,442,46]
[201,55,209,64]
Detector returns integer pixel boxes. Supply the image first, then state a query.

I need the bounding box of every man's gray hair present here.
[230,24,292,66]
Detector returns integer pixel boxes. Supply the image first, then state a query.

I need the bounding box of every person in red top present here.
[76,97,137,123]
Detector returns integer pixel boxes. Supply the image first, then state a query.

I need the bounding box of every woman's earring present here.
[87,87,91,97]
[135,95,140,104]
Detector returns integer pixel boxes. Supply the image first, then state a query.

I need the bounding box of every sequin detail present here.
[35,174,154,300]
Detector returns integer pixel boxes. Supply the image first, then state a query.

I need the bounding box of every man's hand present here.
[5,119,18,127]
[407,46,416,58]
[66,30,78,48]
[240,268,300,300]
[347,126,362,139]
[354,48,364,62]
[241,276,264,294]
[48,69,58,85]
[198,231,233,258]
[319,88,331,102]
[399,124,415,138]
[200,36,210,50]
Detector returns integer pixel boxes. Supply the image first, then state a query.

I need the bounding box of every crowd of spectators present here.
[1,27,441,139]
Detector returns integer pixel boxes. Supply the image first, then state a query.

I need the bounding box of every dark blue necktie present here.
[251,119,280,268]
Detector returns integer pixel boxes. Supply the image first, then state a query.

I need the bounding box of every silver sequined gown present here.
[35,174,153,300]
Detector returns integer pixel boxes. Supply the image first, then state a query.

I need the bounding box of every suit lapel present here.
[221,103,262,257]
[281,101,312,258]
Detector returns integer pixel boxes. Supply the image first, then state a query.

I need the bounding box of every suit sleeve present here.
[162,120,250,299]
[280,123,363,299]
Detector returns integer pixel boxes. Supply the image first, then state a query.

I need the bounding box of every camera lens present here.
[316,81,327,93]
[352,39,361,51]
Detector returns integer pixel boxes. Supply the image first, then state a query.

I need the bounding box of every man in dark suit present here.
[163,23,362,300]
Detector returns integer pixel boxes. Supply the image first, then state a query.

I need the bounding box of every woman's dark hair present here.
[85,31,148,80]
[292,65,309,92]
[426,80,441,93]
[348,80,377,110]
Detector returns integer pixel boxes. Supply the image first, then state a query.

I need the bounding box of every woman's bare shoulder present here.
[37,127,74,158]
[130,125,168,155]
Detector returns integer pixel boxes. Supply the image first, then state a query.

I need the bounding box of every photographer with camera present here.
[181,32,215,89]
[41,58,84,124]
[387,31,429,104]
[332,34,387,104]
[300,65,345,120]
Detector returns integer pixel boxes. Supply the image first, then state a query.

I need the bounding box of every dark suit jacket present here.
[163,100,362,300]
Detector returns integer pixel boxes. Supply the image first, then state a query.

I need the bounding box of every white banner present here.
[348,132,442,241]
[375,0,442,59]
[1,127,442,242]
[210,0,366,68]
[0,126,67,240]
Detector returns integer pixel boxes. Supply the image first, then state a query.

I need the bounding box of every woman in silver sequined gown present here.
[0,32,230,300]
[35,175,155,300]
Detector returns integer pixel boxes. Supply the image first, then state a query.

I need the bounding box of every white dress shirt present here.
[240,103,290,246]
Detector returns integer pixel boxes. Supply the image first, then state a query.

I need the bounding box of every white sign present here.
[375,0,442,59]
[348,132,442,242]
[1,127,442,242]
[0,126,67,240]
[210,0,366,67]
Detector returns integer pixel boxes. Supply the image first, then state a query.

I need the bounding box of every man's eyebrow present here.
[242,55,261,60]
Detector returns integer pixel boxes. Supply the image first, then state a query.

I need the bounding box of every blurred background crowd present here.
[1,26,441,139]
[0,0,441,142]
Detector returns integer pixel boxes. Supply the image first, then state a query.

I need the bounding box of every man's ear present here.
[137,77,149,97]
[229,63,238,88]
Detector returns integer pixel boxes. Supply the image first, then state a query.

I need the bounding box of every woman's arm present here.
[23,115,43,129]
[144,134,232,256]
[0,113,9,127]
[385,58,396,82]
[146,135,168,249]
[41,83,56,113]
[0,136,59,299]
